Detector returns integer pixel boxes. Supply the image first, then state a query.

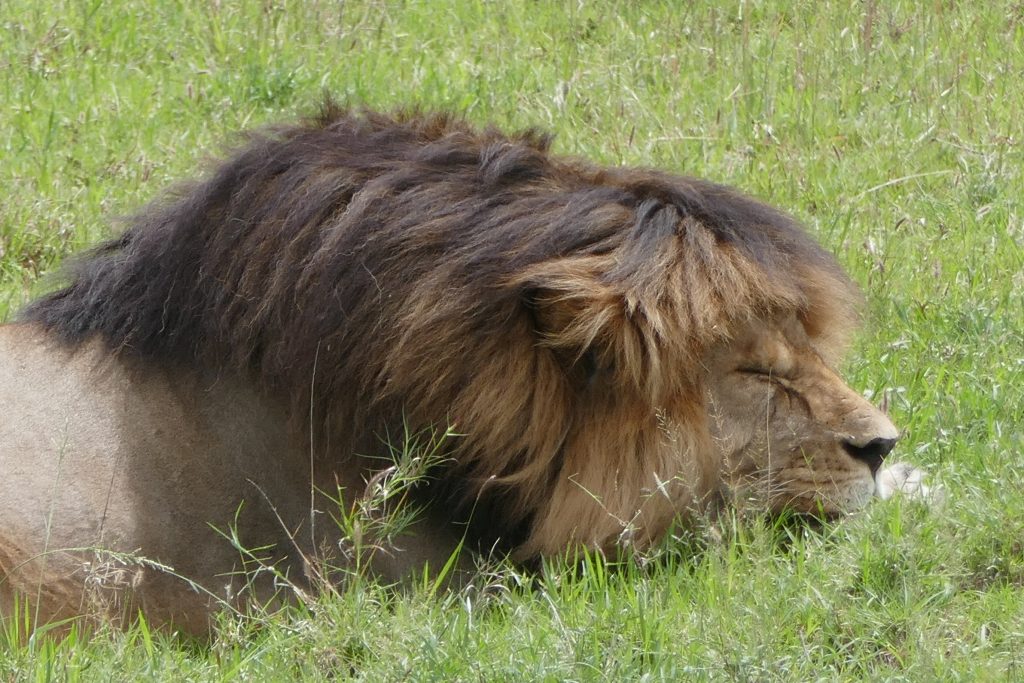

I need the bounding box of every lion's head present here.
[15,105,898,573]
[706,314,898,516]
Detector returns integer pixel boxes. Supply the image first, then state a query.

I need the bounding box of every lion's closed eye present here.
[736,366,790,382]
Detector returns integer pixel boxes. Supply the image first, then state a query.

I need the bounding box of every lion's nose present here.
[843,436,897,474]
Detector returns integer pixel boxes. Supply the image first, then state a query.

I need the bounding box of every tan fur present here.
[0,108,898,635]
[0,324,467,634]
[705,315,898,513]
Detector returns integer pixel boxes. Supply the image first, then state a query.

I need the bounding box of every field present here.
[1,0,1022,679]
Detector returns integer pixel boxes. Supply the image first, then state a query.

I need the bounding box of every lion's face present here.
[704,315,899,515]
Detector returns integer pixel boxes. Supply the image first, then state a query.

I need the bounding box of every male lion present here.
[0,106,899,635]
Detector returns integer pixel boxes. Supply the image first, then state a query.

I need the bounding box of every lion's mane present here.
[22,104,861,558]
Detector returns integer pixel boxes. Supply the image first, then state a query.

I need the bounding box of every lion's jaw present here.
[704,315,899,516]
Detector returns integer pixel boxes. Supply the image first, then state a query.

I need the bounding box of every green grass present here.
[2,0,1022,679]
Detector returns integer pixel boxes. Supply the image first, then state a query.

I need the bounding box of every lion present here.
[0,105,900,635]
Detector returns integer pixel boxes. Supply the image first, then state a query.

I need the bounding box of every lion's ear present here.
[523,286,588,342]
[519,259,677,399]
[521,274,620,383]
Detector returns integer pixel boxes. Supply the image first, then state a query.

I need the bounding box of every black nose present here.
[843,437,897,474]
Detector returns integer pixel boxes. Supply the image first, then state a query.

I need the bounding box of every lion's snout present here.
[842,435,898,475]
[837,396,900,475]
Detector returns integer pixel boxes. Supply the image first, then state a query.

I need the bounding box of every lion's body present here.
[0,324,463,631]
[0,324,286,631]
[0,106,898,634]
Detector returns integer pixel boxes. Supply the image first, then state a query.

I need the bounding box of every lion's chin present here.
[767,464,940,522]
[728,474,876,520]
[764,479,877,519]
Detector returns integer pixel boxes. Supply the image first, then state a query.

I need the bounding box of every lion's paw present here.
[875,462,944,505]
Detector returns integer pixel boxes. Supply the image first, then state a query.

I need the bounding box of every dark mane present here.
[20,103,861,554]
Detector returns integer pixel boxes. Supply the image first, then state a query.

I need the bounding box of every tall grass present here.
[1,0,1022,678]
